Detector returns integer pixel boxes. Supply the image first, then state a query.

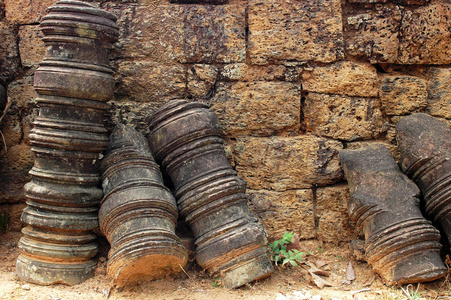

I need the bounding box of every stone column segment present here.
[16,0,118,285]
[396,113,451,245]
[148,100,274,289]
[99,124,188,287]
[340,144,446,285]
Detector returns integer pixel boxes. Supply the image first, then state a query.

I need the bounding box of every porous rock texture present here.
[0,0,450,251]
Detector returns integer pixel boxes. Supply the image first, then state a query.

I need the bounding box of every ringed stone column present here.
[99,125,188,287]
[396,113,451,246]
[340,144,446,285]
[148,100,274,289]
[16,0,119,285]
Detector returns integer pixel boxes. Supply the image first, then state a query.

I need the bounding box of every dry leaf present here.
[309,271,333,289]
[346,262,356,282]
[314,259,329,269]
[307,261,331,277]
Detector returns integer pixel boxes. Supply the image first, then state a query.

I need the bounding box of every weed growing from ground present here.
[211,278,223,288]
[268,232,306,267]
[401,284,423,300]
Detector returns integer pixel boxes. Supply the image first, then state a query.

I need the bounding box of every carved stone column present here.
[340,144,446,285]
[99,124,188,287]
[396,113,451,245]
[148,100,274,288]
[16,0,118,285]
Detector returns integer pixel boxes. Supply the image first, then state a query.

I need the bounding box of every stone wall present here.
[0,0,450,245]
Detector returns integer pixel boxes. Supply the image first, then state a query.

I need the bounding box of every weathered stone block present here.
[6,77,38,144]
[0,84,6,118]
[18,25,45,68]
[0,143,33,204]
[187,64,218,99]
[112,3,245,63]
[106,101,162,136]
[5,0,57,24]
[210,81,301,136]
[247,189,315,240]
[0,203,27,232]
[233,136,343,191]
[0,114,22,148]
[6,77,37,110]
[177,4,245,63]
[423,67,451,119]
[0,21,20,82]
[302,61,379,97]
[379,75,428,116]
[248,0,344,65]
[303,93,386,141]
[220,64,292,82]
[344,7,401,64]
[316,184,358,244]
[115,60,186,102]
[399,4,451,64]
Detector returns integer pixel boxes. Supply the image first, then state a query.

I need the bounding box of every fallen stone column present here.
[340,144,446,285]
[396,113,451,246]
[99,124,188,287]
[148,100,273,288]
[16,0,118,285]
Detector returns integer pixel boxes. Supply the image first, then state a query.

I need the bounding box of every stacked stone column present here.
[148,100,274,288]
[16,0,118,285]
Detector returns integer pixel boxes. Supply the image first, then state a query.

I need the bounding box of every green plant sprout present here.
[268,232,306,267]
[401,284,423,300]
[10,287,30,300]
[211,278,223,288]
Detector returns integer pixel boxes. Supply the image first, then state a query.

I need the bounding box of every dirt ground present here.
[1,230,451,300]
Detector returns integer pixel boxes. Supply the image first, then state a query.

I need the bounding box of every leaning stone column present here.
[340,144,446,285]
[396,113,451,245]
[16,0,118,285]
[99,125,188,287]
[148,100,274,288]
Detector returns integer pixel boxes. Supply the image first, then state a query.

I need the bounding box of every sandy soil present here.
[1,231,450,300]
